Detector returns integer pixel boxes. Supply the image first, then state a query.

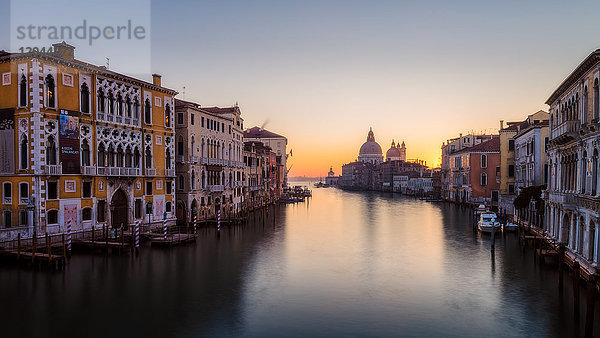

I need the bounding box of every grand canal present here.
[1,185,598,337]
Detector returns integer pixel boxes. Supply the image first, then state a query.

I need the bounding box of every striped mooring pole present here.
[163,219,167,240]
[193,214,197,235]
[134,220,141,249]
[66,219,72,253]
[217,209,221,232]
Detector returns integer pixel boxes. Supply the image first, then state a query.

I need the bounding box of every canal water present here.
[1,185,598,337]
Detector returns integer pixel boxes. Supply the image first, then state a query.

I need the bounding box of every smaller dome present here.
[386,140,401,160]
[386,147,401,158]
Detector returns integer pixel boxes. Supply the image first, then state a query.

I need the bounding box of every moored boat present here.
[478,212,501,233]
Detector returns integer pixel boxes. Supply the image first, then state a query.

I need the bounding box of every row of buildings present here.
[0,42,288,240]
[338,128,440,197]
[441,49,600,274]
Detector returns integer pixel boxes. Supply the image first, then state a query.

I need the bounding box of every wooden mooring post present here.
[31,233,37,264]
[45,233,52,264]
[17,233,21,261]
[62,234,66,259]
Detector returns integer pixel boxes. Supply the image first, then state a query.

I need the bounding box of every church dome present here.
[386,140,401,160]
[359,128,382,156]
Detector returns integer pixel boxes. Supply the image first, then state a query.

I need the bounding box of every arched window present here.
[134,98,140,120]
[81,139,90,167]
[97,88,105,112]
[191,170,196,190]
[107,145,115,167]
[116,146,124,167]
[481,154,487,168]
[19,182,28,201]
[45,74,55,108]
[581,151,587,194]
[3,210,12,228]
[98,144,105,167]
[589,222,596,262]
[134,148,140,168]
[191,136,195,157]
[19,75,27,107]
[145,146,152,168]
[107,91,114,115]
[144,98,151,124]
[165,103,171,127]
[593,149,598,196]
[116,94,123,116]
[126,96,132,117]
[125,147,133,168]
[583,86,588,123]
[201,171,205,189]
[46,135,57,165]
[20,136,28,169]
[166,149,171,169]
[81,83,90,114]
[594,79,599,121]
[480,172,487,186]
[578,217,585,253]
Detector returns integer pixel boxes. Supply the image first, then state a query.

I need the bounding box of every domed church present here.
[386,140,406,162]
[358,128,384,165]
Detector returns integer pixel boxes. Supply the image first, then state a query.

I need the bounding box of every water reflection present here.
[0,187,598,337]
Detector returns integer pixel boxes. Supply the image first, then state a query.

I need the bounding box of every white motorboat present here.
[503,222,519,232]
[478,212,501,233]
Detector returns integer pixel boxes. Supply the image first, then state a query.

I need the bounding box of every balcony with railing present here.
[208,185,224,192]
[250,185,264,191]
[146,168,157,176]
[44,164,62,176]
[201,157,208,165]
[96,110,141,128]
[81,165,96,176]
[550,120,579,144]
[166,168,175,177]
[190,156,198,164]
[96,166,140,176]
[176,155,184,163]
[208,158,225,166]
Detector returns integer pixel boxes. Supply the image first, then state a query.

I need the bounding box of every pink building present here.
[449,136,500,206]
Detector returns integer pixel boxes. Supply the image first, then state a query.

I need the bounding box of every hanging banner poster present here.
[0,109,15,174]
[59,112,80,174]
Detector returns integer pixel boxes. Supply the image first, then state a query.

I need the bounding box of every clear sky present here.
[2,0,600,177]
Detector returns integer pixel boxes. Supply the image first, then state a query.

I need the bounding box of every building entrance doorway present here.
[111,189,129,230]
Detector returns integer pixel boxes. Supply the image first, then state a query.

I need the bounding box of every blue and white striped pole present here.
[217,209,221,232]
[135,220,140,249]
[66,219,72,253]
[163,219,167,240]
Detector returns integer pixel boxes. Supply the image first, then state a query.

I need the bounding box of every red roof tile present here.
[456,136,500,154]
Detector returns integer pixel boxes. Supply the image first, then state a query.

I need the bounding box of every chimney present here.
[500,120,504,130]
[52,41,75,60]
[152,74,162,87]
